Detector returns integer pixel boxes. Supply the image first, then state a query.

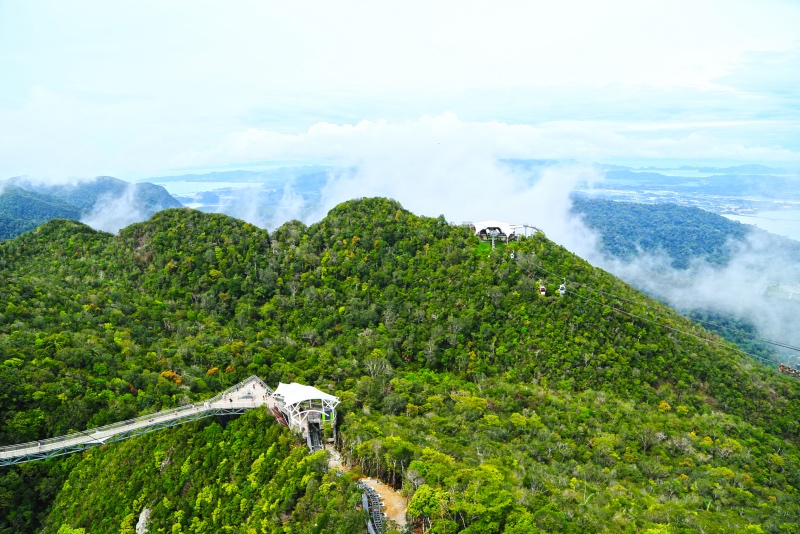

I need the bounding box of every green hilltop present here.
[0,176,182,241]
[1,198,799,533]
[0,185,82,241]
[571,197,751,269]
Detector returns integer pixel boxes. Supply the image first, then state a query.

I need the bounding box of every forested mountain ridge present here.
[571,197,751,268]
[0,176,182,241]
[2,199,800,533]
[6,176,181,213]
[0,185,81,241]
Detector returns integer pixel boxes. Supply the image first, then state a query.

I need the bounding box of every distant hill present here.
[8,176,181,213]
[0,176,182,239]
[572,197,751,268]
[637,164,789,175]
[149,165,335,183]
[695,164,788,175]
[0,185,81,240]
[155,168,330,227]
[571,197,800,369]
[599,169,800,199]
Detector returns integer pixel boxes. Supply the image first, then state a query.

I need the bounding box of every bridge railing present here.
[206,375,272,403]
[0,403,195,455]
[0,375,271,456]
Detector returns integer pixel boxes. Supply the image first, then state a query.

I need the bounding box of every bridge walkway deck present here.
[0,375,274,467]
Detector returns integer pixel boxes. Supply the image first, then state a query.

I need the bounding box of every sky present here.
[3,0,800,351]
[1,0,799,180]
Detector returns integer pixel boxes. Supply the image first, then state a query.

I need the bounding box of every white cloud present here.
[1,1,799,178]
[80,183,145,234]
[578,231,800,353]
[178,114,800,171]
[164,112,799,249]
[301,123,602,236]
[8,1,797,97]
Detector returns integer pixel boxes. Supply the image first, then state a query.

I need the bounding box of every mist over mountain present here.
[8,175,181,213]
[0,176,182,237]
[149,167,336,229]
[0,185,81,241]
[4,2,800,531]
[1,200,800,533]
[141,163,800,368]
[569,197,800,367]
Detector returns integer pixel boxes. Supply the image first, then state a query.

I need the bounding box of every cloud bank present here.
[2,3,799,178]
[581,231,800,353]
[80,183,145,234]
[178,114,800,173]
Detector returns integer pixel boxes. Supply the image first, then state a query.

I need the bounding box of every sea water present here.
[723,210,800,242]
[156,181,264,196]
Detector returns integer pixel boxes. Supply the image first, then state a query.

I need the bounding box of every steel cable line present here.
[659,314,800,353]
[518,260,783,365]
[529,261,800,354]
[516,261,771,361]
[582,283,800,353]
[562,288,775,365]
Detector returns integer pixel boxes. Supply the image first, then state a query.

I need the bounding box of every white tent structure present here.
[272,382,340,432]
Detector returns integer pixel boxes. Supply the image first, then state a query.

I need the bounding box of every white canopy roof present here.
[472,220,518,236]
[273,382,339,407]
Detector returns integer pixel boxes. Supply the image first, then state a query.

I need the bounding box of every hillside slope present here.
[7,176,181,213]
[0,176,182,238]
[0,185,81,240]
[571,197,751,268]
[1,199,799,533]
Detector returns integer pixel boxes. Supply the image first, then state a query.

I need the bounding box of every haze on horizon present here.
[1,0,799,183]
[3,0,800,371]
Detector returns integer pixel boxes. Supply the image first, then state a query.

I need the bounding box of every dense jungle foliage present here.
[5,176,181,214]
[0,177,181,241]
[2,198,800,533]
[41,409,366,534]
[0,186,81,241]
[571,198,749,268]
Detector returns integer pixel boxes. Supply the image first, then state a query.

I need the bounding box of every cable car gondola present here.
[779,358,800,379]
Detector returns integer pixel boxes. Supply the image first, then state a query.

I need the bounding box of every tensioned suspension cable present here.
[529,261,800,355]
[562,288,775,365]
[575,280,800,353]
[517,258,794,368]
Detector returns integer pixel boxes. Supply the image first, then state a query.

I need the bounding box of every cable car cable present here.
[563,289,775,365]
[530,262,800,354]
[527,263,786,365]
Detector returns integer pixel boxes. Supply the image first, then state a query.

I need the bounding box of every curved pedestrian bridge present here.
[0,375,337,467]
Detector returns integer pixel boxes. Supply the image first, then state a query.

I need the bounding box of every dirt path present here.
[325,445,407,529]
[325,444,349,472]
